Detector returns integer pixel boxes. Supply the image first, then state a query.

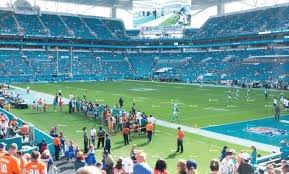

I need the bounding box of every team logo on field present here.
[244,127,289,137]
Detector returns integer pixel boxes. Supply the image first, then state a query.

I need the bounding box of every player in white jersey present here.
[172,104,179,122]
[235,89,240,100]
[246,88,250,101]
[227,90,232,102]
[264,89,268,99]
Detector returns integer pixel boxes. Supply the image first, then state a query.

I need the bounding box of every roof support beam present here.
[217,0,224,16]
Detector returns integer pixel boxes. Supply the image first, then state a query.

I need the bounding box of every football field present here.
[9,80,289,173]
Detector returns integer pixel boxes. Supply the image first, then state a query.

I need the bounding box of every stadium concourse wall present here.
[0,108,55,154]
[0,74,134,83]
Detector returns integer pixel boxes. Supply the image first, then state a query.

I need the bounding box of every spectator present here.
[220,146,228,161]
[114,158,125,174]
[97,127,105,149]
[75,166,101,174]
[41,149,56,174]
[86,145,96,166]
[282,163,289,174]
[123,126,130,146]
[130,144,137,161]
[122,157,133,174]
[15,151,27,171]
[177,159,187,174]
[186,160,198,174]
[103,150,114,174]
[24,151,47,174]
[266,163,274,174]
[83,127,89,153]
[96,162,107,174]
[18,122,30,141]
[104,133,111,154]
[90,127,96,146]
[59,131,66,157]
[154,159,168,174]
[0,142,7,156]
[133,152,153,174]
[250,146,257,166]
[53,135,61,161]
[209,159,219,174]
[237,153,254,174]
[74,151,86,171]
[220,149,237,174]
[0,143,21,174]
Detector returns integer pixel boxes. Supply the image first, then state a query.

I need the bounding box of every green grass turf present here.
[10,108,267,174]
[9,80,283,173]
[15,81,288,128]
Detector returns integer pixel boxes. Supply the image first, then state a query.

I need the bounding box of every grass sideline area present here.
[10,108,267,174]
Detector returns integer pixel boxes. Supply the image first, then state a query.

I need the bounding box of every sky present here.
[0,0,289,29]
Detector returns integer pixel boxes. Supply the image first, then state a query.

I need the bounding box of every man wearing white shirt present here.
[273,97,278,107]
[220,149,237,174]
[90,128,96,146]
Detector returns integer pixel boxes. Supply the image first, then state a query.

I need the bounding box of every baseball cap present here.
[0,142,6,149]
[240,153,250,160]
[186,160,197,170]
[122,157,133,173]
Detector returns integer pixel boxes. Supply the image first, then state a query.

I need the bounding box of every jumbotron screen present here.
[133,0,191,28]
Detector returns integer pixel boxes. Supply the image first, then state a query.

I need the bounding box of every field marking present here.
[95,99,105,102]
[226,105,237,108]
[57,124,68,127]
[138,97,150,100]
[203,107,229,112]
[280,120,289,124]
[152,105,161,108]
[160,101,185,105]
[128,88,157,92]
[247,99,256,102]
[188,105,199,108]
[208,99,219,102]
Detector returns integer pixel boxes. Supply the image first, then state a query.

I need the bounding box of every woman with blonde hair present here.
[177,159,187,174]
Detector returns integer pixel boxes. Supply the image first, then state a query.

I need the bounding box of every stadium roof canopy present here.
[39,0,242,10]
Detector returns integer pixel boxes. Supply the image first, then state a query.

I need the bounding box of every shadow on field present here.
[165,152,180,159]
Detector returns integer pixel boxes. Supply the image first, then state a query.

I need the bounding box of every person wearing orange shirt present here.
[0,142,7,157]
[0,143,21,174]
[24,151,47,174]
[15,151,27,171]
[176,127,185,153]
[122,126,130,146]
[146,122,154,143]
[53,135,61,161]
